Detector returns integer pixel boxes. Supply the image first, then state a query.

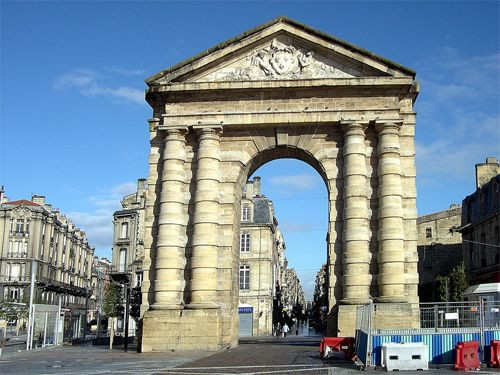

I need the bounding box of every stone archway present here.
[141,17,420,352]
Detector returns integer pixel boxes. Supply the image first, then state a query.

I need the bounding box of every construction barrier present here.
[320,336,355,360]
[381,342,429,371]
[453,341,480,371]
[489,340,500,368]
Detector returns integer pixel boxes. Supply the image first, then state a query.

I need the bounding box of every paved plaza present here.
[1,337,499,375]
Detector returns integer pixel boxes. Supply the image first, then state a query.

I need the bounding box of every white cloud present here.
[67,209,113,249]
[111,181,137,197]
[66,181,137,255]
[53,68,145,105]
[270,174,318,190]
[415,47,500,186]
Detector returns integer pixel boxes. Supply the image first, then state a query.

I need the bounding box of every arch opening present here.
[232,146,337,337]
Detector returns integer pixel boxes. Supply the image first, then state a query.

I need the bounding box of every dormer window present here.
[242,205,251,222]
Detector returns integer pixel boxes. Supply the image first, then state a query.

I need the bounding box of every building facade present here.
[460,157,500,284]
[417,205,463,301]
[0,191,96,338]
[111,179,147,288]
[238,177,305,336]
[90,256,111,325]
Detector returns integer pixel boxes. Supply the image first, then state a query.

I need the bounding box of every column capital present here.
[340,120,368,134]
[374,119,403,134]
[163,126,189,140]
[192,124,223,136]
[147,118,160,132]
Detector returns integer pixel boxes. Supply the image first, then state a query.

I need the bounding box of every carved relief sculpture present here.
[201,38,356,81]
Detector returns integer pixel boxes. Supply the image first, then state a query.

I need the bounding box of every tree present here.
[436,263,468,302]
[129,287,142,322]
[448,263,468,302]
[103,283,121,349]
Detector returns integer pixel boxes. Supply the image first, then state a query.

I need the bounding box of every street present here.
[1,336,499,375]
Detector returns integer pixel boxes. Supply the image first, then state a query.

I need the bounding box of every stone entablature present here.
[141,17,419,351]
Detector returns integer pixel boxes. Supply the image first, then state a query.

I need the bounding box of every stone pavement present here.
[1,336,499,375]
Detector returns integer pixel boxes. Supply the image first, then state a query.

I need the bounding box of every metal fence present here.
[355,300,500,367]
[420,300,500,330]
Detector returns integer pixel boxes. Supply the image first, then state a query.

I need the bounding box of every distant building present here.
[0,190,96,339]
[90,256,111,324]
[238,177,305,336]
[111,179,147,287]
[460,157,500,284]
[311,264,327,332]
[110,178,147,336]
[417,205,463,301]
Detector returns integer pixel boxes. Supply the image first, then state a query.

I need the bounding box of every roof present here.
[464,283,500,295]
[2,199,40,207]
[146,16,415,85]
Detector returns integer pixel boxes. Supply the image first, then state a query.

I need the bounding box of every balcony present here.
[10,231,29,238]
[0,275,29,283]
[4,251,28,259]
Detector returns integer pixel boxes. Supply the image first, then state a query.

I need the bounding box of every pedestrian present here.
[282,323,290,338]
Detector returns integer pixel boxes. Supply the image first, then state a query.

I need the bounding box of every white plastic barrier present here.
[381,342,429,371]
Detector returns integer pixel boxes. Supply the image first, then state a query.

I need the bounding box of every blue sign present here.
[238,307,253,313]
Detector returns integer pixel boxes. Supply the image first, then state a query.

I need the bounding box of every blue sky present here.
[1,1,498,299]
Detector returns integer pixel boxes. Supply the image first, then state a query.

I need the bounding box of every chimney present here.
[475,157,500,188]
[137,178,147,192]
[0,186,7,205]
[253,176,261,197]
[32,194,46,205]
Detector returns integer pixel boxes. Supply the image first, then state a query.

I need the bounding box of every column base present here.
[339,298,371,305]
[142,307,224,352]
[150,303,184,310]
[371,302,420,330]
[186,302,220,309]
[374,296,407,303]
[337,304,359,337]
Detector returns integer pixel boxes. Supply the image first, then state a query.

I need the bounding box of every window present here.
[9,263,20,281]
[25,220,30,235]
[120,222,129,239]
[425,227,432,239]
[239,265,250,290]
[15,219,24,233]
[240,232,250,252]
[9,219,14,234]
[242,205,250,222]
[119,248,127,272]
[135,271,143,287]
[8,288,19,301]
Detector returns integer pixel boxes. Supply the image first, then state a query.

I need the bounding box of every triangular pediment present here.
[147,17,415,85]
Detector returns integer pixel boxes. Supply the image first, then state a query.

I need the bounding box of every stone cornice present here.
[147,76,415,94]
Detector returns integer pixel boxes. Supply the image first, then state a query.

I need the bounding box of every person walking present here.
[282,323,290,338]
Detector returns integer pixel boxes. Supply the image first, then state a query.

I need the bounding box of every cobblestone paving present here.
[1,337,499,375]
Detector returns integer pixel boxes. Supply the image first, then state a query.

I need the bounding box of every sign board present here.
[445,312,459,320]
[238,307,253,314]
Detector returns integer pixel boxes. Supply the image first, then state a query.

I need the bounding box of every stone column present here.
[340,121,371,304]
[375,120,406,302]
[151,127,188,309]
[187,126,222,309]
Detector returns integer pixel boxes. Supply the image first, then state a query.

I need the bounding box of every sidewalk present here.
[0,342,211,375]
